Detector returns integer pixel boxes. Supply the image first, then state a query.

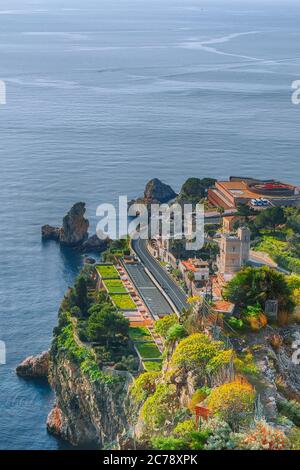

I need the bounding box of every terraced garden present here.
[143,360,162,372]
[129,326,153,342]
[103,279,127,294]
[135,341,162,359]
[96,264,120,279]
[110,293,137,310]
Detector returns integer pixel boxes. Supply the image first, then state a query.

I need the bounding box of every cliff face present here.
[48,348,129,448]
[129,178,177,208]
[16,351,49,378]
[60,202,89,246]
[144,178,177,203]
[42,202,89,247]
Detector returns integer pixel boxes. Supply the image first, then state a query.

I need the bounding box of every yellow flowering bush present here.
[172,333,221,366]
[207,381,255,429]
[141,383,179,432]
[130,371,160,404]
[173,419,196,438]
[171,333,232,376]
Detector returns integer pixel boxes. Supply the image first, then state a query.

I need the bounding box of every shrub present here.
[238,420,290,450]
[141,384,179,432]
[151,436,187,450]
[130,372,160,404]
[277,399,300,427]
[166,324,187,342]
[188,430,211,450]
[173,419,196,438]
[288,427,300,450]
[157,420,209,450]
[207,381,255,430]
[228,316,244,330]
[171,333,232,377]
[234,352,258,376]
[203,418,235,450]
[154,314,179,338]
[224,266,295,315]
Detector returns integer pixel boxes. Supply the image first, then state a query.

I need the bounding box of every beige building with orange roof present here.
[208,176,299,209]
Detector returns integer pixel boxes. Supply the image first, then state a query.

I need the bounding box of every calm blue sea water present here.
[0,0,300,449]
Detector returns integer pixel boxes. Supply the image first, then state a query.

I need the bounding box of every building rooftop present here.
[181,258,209,272]
[212,300,235,315]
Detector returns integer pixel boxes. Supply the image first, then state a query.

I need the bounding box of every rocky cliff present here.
[47,345,129,448]
[42,202,89,247]
[129,178,177,207]
[60,202,89,246]
[16,351,49,378]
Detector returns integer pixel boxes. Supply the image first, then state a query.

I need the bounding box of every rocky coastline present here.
[42,202,109,254]
[16,351,49,379]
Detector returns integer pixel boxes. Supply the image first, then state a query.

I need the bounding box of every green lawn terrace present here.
[103,279,128,294]
[129,325,163,371]
[135,341,162,360]
[129,326,153,342]
[143,361,162,372]
[96,264,120,280]
[110,293,137,310]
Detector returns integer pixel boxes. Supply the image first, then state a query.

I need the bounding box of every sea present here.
[0,0,300,449]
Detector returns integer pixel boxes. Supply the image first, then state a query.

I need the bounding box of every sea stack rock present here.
[42,202,89,247]
[60,202,89,246]
[81,233,109,253]
[41,224,61,241]
[129,178,177,207]
[16,351,49,378]
[144,178,177,203]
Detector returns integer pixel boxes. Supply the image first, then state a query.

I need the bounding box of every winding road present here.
[131,212,238,314]
[131,238,188,314]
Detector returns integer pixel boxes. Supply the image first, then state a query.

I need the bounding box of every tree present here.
[179,177,216,203]
[224,266,295,314]
[69,276,89,316]
[255,207,286,232]
[236,203,255,224]
[87,304,129,347]
[154,314,179,338]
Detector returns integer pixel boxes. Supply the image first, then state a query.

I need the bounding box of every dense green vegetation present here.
[87,303,130,348]
[153,314,179,338]
[178,177,216,203]
[251,207,300,274]
[102,238,131,262]
[53,266,140,381]
[171,333,232,375]
[224,266,295,315]
[54,314,121,386]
